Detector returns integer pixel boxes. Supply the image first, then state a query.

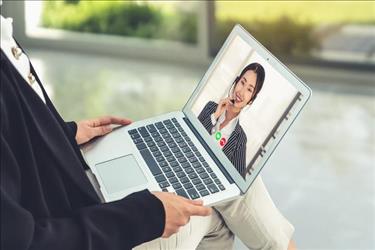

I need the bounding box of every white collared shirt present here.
[1,15,46,103]
[210,110,239,148]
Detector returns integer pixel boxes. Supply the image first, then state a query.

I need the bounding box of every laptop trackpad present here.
[95,154,147,195]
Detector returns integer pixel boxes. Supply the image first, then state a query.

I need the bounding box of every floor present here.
[27,48,375,250]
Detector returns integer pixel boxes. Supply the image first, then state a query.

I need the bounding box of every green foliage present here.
[41,1,197,44]
[214,17,319,58]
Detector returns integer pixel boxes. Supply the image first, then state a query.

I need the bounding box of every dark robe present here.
[0,48,165,250]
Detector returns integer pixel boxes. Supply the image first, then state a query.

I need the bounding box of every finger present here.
[187,204,212,217]
[92,125,112,137]
[93,116,132,127]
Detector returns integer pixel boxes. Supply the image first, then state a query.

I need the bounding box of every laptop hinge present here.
[183,117,234,184]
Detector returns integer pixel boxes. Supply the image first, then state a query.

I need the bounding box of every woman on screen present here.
[198,62,265,176]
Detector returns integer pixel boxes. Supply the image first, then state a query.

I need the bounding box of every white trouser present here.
[134,176,294,250]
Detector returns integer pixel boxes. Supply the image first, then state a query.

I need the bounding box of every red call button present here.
[219,137,227,147]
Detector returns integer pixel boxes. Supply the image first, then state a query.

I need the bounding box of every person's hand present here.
[75,116,132,145]
[152,191,212,238]
[214,97,233,120]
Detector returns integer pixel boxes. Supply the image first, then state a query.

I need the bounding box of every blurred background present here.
[2,1,374,249]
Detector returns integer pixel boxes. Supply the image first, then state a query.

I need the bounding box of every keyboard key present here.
[178,142,188,148]
[133,138,143,144]
[165,137,174,143]
[188,173,198,179]
[165,171,175,178]
[131,133,141,139]
[185,152,194,158]
[178,157,187,163]
[214,178,221,185]
[207,184,219,194]
[203,178,213,185]
[154,136,163,142]
[200,172,209,179]
[150,146,158,152]
[160,146,169,152]
[163,119,172,125]
[155,156,165,162]
[188,141,194,147]
[169,128,178,134]
[151,132,160,137]
[195,152,202,157]
[196,183,205,191]
[155,122,164,129]
[202,162,209,168]
[159,128,168,134]
[183,182,193,189]
[180,176,189,183]
[199,189,210,197]
[172,133,181,138]
[169,142,177,148]
[155,174,166,183]
[218,184,226,191]
[175,152,183,158]
[146,124,157,133]
[181,162,190,169]
[210,173,217,179]
[185,167,194,174]
[206,167,213,173]
[191,146,198,152]
[128,129,138,135]
[163,151,172,157]
[166,156,176,162]
[192,162,201,168]
[198,157,205,162]
[171,147,180,153]
[152,151,162,157]
[187,188,200,199]
[172,118,178,123]
[188,157,198,163]
[159,182,170,188]
[162,166,172,172]
[175,188,189,199]
[159,161,168,167]
[144,136,153,142]
[173,166,183,172]
[166,124,175,129]
[136,143,147,150]
[172,182,182,190]
[138,127,149,137]
[169,177,178,183]
[192,178,202,185]
[146,141,156,147]
[182,147,191,153]
[196,167,206,174]
[176,171,186,178]
[139,149,162,176]
[175,137,184,143]
[170,161,179,167]
[157,141,166,147]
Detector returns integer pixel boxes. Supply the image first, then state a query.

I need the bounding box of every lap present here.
[214,176,295,250]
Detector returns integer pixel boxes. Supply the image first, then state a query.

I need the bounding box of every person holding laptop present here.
[1,6,296,250]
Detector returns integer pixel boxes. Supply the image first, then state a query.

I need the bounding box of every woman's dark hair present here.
[232,62,265,103]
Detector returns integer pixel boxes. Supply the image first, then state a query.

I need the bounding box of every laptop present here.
[81,25,311,205]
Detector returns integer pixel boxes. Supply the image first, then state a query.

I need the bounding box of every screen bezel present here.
[183,24,312,193]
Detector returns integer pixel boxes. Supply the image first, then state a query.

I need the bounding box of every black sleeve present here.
[1,136,165,250]
[65,121,78,141]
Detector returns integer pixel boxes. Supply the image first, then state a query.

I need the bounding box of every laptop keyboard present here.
[128,118,226,199]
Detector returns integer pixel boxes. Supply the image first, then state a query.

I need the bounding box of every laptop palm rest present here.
[95,154,147,195]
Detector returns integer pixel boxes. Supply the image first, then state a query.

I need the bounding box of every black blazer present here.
[0,48,164,250]
[198,101,247,176]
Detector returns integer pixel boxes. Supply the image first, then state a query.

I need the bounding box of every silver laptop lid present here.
[183,24,311,194]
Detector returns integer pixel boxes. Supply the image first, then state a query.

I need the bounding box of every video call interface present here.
[191,35,301,180]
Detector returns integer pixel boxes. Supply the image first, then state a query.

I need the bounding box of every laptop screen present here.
[188,32,304,184]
